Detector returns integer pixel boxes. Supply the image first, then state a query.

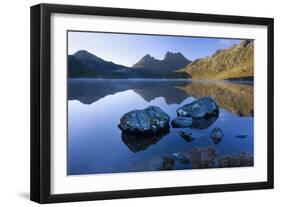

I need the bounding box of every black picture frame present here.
[30,3,274,204]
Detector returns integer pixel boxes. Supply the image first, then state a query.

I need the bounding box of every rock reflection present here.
[121,130,169,153]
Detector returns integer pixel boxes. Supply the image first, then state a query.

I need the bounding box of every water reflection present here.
[67,79,254,175]
[121,130,169,153]
[68,79,253,117]
[68,79,190,105]
[178,81,254,117]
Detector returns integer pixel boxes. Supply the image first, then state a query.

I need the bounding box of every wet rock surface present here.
[119,106,170,134]
[218,152,253,167]
[171,115,218,129]
[177,96,219,119]
[171,116,193,128]
[188,147,217,169]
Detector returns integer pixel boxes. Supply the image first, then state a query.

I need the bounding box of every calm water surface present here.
[67,79,254,175]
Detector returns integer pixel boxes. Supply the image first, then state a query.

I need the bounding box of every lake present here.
[67,79,254,175]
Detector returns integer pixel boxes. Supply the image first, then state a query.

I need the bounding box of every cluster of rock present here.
[118,97,252,170]
[118,96,223,153]
[156,147,253,170]
[178,127,224,145]
[119,96,219,134]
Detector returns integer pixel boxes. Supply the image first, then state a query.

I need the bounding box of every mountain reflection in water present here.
[68,79,253,117]
[177,81,254,117]
[68,79,189,105]
[67,79,254,175]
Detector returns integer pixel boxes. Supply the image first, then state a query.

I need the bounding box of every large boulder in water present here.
[177,96,219,119]
[119,106,170,134]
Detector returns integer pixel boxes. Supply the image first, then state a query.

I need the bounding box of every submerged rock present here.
[189,147,217,169]
[121,130,169,153]
[218,152,253,168]
[172,152,190,163]
[179,131,195,142]
[210,127,223,144]
[157,157,174,170]
[119,106,170,134]
[177,96,219,119]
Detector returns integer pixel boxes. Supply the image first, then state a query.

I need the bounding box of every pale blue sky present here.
[68,31,242,67]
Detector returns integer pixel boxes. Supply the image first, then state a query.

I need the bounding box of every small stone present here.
[172,152,190,163]
[179,131,195,142]
[157,157,174,170]
[210,128,223,144]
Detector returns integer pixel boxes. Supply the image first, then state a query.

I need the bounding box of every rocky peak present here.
[73,50,105,65]
[132,51,191,71]
[142,54,154,60]
[73,50,95,59]
[164,51,185,60]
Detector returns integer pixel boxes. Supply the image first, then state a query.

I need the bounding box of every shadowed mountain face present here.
[177,81,254,117]
[180,40,254,80]
[68,50,129,78]
[68,50,190,79]
[72,50,128,72]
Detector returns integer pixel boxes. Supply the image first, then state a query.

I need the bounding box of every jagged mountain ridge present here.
[133,51,191,72]
[68,40,253,80]
[68,50,190,79]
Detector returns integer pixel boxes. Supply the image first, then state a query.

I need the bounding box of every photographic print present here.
[67,31,254,175]
[31,4,273,203]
